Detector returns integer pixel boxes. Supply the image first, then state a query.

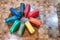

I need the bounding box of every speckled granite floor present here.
[0,0,60,40]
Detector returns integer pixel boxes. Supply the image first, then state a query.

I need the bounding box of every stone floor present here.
[0,0,60,40]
